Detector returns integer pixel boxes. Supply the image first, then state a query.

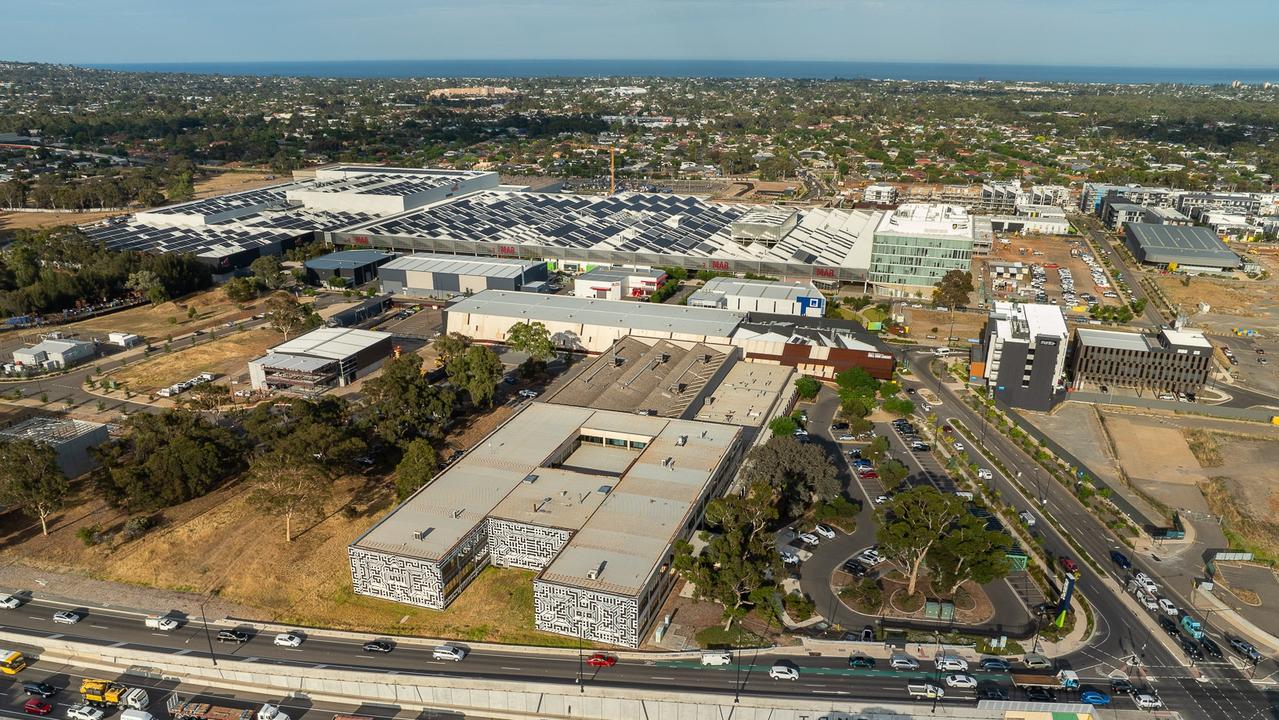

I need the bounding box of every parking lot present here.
[370,304,443,338]
[1212,333,1279,398]
[980,234,1124,313]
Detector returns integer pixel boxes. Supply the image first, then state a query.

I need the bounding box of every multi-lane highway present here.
[905,348,1278,720]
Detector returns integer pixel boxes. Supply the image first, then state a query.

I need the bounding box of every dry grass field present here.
[0,210,126,236]
[63,287,265,341]
[107,328,279,393]
[193,171,284,199]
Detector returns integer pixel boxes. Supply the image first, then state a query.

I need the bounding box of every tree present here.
[505,321,555,363]
[768,415,799,437]
[447,344,504,408]
[877,458,909,488]
[926,514,1012,596]
[0,440,68,535]
[433,332,472,367]
[673,480,779,628]
[877,486,966,596]
[126,269,161,296]
[223,276,260,303]
[932,269,974,309]
[394,439,438,500]
[182,382,230,419]
[248,446,330,542]
[264,291,317,340]
[882,397,916,416]
[740,435,839,518]
[794,376,821,400]
[360,354,455,447]
[249,255,284,290]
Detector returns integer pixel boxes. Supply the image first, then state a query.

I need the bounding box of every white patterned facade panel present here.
[534,581,641,648]
[348,546,447,609]
[488,519,571,570]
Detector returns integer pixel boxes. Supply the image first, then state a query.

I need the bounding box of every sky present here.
[7,0,1279,68]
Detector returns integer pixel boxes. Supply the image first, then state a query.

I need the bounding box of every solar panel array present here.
[305,171,478,197]
[83,220,296,258]
[356,191,878,268]
[146,183,303,216]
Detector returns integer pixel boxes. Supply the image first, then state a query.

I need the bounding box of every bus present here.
[0,649,26,674]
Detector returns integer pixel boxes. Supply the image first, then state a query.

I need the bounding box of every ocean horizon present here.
[86,59,1279,85]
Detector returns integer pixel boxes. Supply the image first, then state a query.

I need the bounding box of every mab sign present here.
[813,267,837,278]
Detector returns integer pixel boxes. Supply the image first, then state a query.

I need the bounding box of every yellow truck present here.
[79,679,150,710]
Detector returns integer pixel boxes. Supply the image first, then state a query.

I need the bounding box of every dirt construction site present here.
[977,232,1126,312]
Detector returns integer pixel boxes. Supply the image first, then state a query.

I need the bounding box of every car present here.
[273,632,303,648]
[976,685,1008,701]
[1022,653,1052,669]
[768,663,799,681]
[362,640,393,653]
[935,656,968,672]
[1135,592,1158,612]
[1060,557,1079,576]
[1024,686,1056,702]
[1227,635,1263,662]
[1179,637,1204,660]
[1158,616,1180,637]
[944,674,976,689]
[858,470,879,480]
[813,524,836,539]
[920,402,932,412]
[24,699,53,716]
[976,468,992,480]
[910,441,930,451]
[905,387,916,394]
[1134,693,1162,709]
[1199,636,1223,659]
[52,611,81,625]
[1109,550,1131,569]
[65,706,104,720]
[23,683,56,699]
[432,644,467,662]
[502,376,517,385]
[874,495,889,504]
[1079,690,1110,706]
[1109,678,1135,695]
[585,652,617,668]
[831,422,849,431]
[842,560,868,577]
[889,655,919,670]
[1260,357,1269,365]
[797,532,820,546]
[847,449,862,459]
[216,629,249,643]
[518,389,539,399]
[847,655,876,669]
[1157,598,1179,616]
[1257,347,1266,355]
[978,657,1010,672]
[0,593,19,609]
[852,459,873,469]
[858,548,884,564]
[837,435,855,442]
[779,551,800,565]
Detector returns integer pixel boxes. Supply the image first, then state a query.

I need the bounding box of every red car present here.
[24,699,52,716]
[858,470,879,480]
[585,652,617,668]
[1060,557,1079,576]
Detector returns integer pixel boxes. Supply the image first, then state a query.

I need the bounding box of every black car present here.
[216,629,249,643]
[977,685,1008,701]
[1180,637,1204,660]
[978,657,1011,672]
[842,560,868,577]
[1109,550,1130,569]
[362,640,393,653]
[847,450,862,459]
[1199,636,1223,659]
[22,683,56,698]
[831,422,849,431]
[847,654,876,669]
[1024,686,1056,702]
[1158,616,1180,637]
[1109,678,1135,695]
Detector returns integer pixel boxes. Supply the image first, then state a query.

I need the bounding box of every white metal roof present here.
[875,203,974,239]
[381,252,542,279]
[448,290,745,339]
[266,327,390,360]
[1076,328,1152,352]
[1160,328,1212,348]
[689,276,818,305]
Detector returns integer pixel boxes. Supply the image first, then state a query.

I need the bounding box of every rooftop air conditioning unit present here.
[586,561,607,580]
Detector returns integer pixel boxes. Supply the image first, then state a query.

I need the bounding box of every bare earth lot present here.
[0,210,127,237]
[107,328,279,394]
[193,170,284,199]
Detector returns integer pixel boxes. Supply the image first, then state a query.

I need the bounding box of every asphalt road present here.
[905,349,1278,720]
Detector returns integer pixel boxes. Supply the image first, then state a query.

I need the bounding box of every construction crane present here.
[569,143,618,195]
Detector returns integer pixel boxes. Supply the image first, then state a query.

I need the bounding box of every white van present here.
[932,348,953,357]
[144,615,178,631]
[121,710,155,720]
[935,656,968,672]
[432,644,466,661]
[701,651,732,666]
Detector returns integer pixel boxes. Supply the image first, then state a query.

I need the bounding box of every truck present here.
[79,680,150,710]
[1011,669,1080,690]
[1180,614,1204,640]
[906,683,944,699]
[166,697,289,720]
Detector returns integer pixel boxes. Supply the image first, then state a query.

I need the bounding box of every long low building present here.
[248,327,393,393]
[1123,223,1241,272]
[731,313,896,379]
[378,253,549,298]
[687,277,825,317]
[348,403,744,648]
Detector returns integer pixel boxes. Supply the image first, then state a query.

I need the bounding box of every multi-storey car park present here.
[348,403,744,648]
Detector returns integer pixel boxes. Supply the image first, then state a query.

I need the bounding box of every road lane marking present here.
[500,666,522,671]
[174,649,191,656]
[90,625,110,630]
[650,676,675,680]
[812,690,849,695]
[27,617,43,621]
[108,641,126,648]
[150,633,169,637]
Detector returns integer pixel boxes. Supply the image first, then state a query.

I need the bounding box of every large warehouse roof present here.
[381,253,543,279]
[304,249,394,270]
[1125,223,1241,268]
[266,327,391,360]
[448,289,745,339]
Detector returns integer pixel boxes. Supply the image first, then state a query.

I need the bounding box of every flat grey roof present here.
[0,417,105,445]
[577,267,665,283]
[689,276,817,304]
[305,249,393,270]
[1126,224,1240,268]
[267,327,391,361]
[1076,328,1152,352]
[382,252,542,279]
[448,290,745,339]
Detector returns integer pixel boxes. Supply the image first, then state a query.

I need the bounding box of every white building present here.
[687,277,826,317]
[982,302,1069,412]
[571,267,667,300]
[862,184,898,204]
[248,327,393,393]
[348,403,744,647]
[869,204,977,297]
[12,337,95,370]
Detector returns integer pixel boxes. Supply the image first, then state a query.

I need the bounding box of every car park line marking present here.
[27,617,42,621]
[150,633,168,637]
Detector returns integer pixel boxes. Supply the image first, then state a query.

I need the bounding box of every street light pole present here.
[199,597,217,667]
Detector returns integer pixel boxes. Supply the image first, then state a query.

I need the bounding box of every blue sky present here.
[8,0,1279,67]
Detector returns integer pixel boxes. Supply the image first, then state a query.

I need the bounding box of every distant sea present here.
[88,59,1279,85]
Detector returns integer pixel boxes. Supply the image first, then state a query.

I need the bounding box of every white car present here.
[66,706,105,720]
[432,644,467,661]
[875,495,889,504]
[1136,592,1158,611]
[1157,598,1179,616]
[837,434,855,441]
[813,524,836,539]
[518,389,539,399]
[700,652,731,666]
[273,632,303,648]
[768,663,799,681]
[0,593,19,609]
[52,610,82,624]
[797,532,820,546]
[935,656,969,672]
[952,442,965,452]
[1134,693,1162,709]
[976,468,993,480]
[944,673,977,689]
[779,551,800,566]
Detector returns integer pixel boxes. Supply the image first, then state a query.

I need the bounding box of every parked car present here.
[1109,550,1131,569]
[216,629,249,643]
[1227,635,1263,662]
[841,560,868,577]
[65,707,104,720]
[362,640,393,653]
[889,654,919,670]
[768,662,799,681]
[23,683,56,699]
[700,652,731,666]
[813,524,836,539]
[52,611,81,625]
[976,685,1008,701]
[797,532,820,546]
[1157,598,1179,616]
[978,657,1010,672]
[935,656,968,672]
[1060,557,1079,576]
[585,652,617,668]
[518,389,539,399]
[1079,690,1110,706]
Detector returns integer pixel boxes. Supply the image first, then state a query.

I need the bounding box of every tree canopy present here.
[0,439,69,535]
[932,270,974,309]
[877,485,967,596]
[740,435,839,519]
[360,354,455,447]
[505,321,555,362]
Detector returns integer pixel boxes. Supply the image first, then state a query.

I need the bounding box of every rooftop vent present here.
[412,527,434,540]
[586,561,607,580]
[676,435,688,446]
[659,352,670,364]
[523,474,539,484]
[452,508,465,519]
